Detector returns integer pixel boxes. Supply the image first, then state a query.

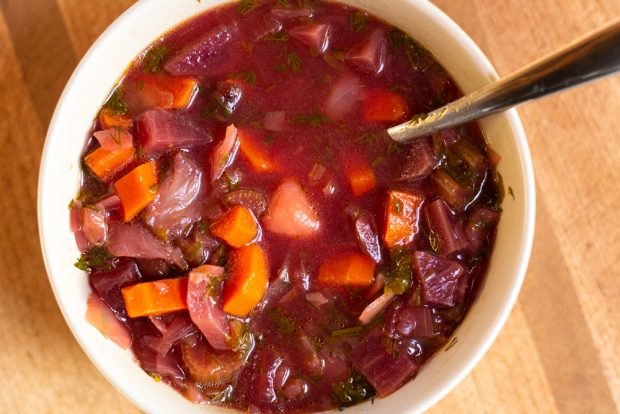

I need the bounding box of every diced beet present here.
[187,265,231,350]
[400,137,437,181]
[349,328,418,397]
[352,210,383,263]
[393,307,434,338]
[107,222,187,269]
[85,293,132,349]
[93,128,133,150]
[136,109,211,156]
[432,128,459,149]
[222,188,267,217]
[82,207,107,245]
[424,199,467,255]
[264,111,286,132]
[89,259,141,320]
[432,168,470,209]
[164,23,239,76]
[324,74,361,121]
[271,7,314,19]
[289,23,330,54]
[413,251,465,307]
[135,258,171,280]
[345,29,387,74]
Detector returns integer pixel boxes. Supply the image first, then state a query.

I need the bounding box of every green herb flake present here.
[265,30,289,42]
[332,370,376,408]
[331,326,363,338]
[74,246,113,271]
[350,11,367,32]
[237,0,259,15]
[103,87,129,116]
[387,140,403,155]
[371,156,384,168]
[293,112,330,127]
[428,230,442,252]
[267,307,297,333]
[507,186,515,199]
[384,249,412,295]
[142,44,169,73]
[287,52,301,72]
[354,132,380,146]
[392,199,403,214]
[231,70,257,84]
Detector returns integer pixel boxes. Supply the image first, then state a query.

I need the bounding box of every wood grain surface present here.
[0,0,618,413]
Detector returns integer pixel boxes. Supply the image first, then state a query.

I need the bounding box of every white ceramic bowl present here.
[38,0,536,413]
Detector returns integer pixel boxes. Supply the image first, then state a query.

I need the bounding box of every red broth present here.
[71,1,503,412]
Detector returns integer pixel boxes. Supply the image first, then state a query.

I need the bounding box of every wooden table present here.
[0,1,618,412]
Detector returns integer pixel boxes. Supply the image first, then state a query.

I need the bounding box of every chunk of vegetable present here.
[136,109,211,156]
[98,109,133,130]
[432,169,470,209]
[222,244,269,317]
[359,291,395,325]
[383,190,423,248]
[263,179,320,237]
[181,337,242,386]
[121,277,188,318]
[351,210,382,263]
[238,128,278,172]
[400,137,437,180]
[131,73,198,110]
[144,152,203,240]
[318,252,375,287]
[413,251,465,307]
[107,222,186,269]
[89,259,141,319]
[424,199,467,255]
[324,75,361,121]
[85,293,132,349]
[210,206,259,248]
[362,88,409,123]
[82,207,107,245]
[114,161,158,222]
[345,29,387,74]
[187,264,231,350]
[93,128,133,150]
[222,188,267,217]
[84,146,135,181]
[289,23,330,53]
[346,161,376,196]
[212,124,240,182]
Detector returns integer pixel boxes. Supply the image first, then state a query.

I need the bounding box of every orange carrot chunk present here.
[121,277,188,318]
[238,128,278,173]
[137,74,199,110]
[114,161,158,222]
[383,190,423,248]
[84,146,135,180]
[98,108,133,129]
[222,244,269,317]
[346,162,376,196]
[318,252,376,287]
[362,88,409,123]
[210,206,259,248]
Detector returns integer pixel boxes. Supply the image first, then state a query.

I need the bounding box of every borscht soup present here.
[70,0,503,412]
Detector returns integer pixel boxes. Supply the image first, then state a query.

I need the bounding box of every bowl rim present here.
[38,0,536,413]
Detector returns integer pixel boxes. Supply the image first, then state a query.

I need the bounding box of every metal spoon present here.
[387,19,620,143]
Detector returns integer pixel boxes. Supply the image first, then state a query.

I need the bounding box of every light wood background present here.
[0,0,618,413]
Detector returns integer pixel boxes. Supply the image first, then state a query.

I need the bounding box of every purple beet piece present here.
[352,210,382,263]
[394,307,434,337]
[432,168,470,209]
[136,109,211,156]
[424,198,467,255]
[349,327,418,397]
[164,23,239,76]
[413,251,465,307]
[400,137,437,180]
[465,206,499,242]
[89,258,141,320]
